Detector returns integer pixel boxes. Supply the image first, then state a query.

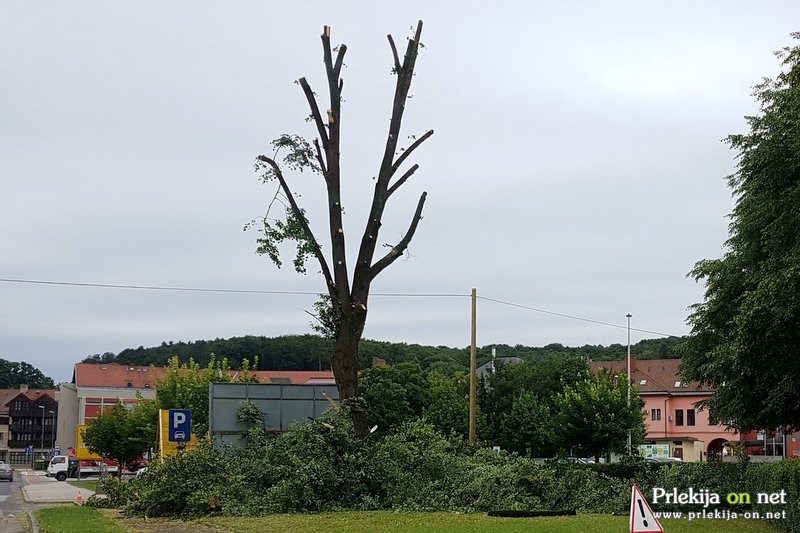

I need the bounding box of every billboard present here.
[75,425,103,460]
[638,444,670,459]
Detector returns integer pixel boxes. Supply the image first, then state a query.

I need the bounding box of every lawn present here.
[68,479,99,492]
[37,508,783,533]
[199,512,781,533]
[36,506,127,533]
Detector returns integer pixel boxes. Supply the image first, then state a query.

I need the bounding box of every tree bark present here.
[330,307,369,436]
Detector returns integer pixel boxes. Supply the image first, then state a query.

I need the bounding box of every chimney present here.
[628,354,637,372]
[19,384,28,394]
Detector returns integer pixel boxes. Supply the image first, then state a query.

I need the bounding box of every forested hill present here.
[81,334,686,374]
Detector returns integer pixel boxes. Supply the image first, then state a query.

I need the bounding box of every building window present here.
[675,409,684,426]
[687,409,695,426]
[9,452,28,464]
[0,416,8,425]
[651,409,661,421]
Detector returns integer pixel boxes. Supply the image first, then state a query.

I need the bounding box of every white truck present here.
[46,455,119,481]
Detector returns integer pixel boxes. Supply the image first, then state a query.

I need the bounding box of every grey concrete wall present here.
[208,383,339,448]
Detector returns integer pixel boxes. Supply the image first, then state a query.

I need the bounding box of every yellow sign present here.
[75,425,103,461]
[158,410,199,458]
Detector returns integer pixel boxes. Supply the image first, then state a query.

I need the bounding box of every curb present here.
[27,511,39,533]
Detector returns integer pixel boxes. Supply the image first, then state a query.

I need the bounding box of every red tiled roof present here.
[252,371,335,384]
[74,364,162,388]
[73,363,335,388]
[0,389,20,413]
[2,389,57,407]
[587,357,712,394]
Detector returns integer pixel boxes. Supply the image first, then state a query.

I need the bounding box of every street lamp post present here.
[38,405,45,452]
[626,313,633,453]
[49,410,55,450]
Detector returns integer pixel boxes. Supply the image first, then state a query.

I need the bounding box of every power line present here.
[0,277,466,298]
[0,278,319,296]
[477,295,681,338]
[0,277,682,337]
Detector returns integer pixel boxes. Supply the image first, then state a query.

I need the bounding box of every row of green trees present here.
[81,334,685,374]
[83,354,645,466]
[361,357,645,462]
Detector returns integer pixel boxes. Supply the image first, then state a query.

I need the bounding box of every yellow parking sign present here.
[158,410,199,458]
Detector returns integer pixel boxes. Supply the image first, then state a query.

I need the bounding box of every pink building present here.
[589,356,735,461]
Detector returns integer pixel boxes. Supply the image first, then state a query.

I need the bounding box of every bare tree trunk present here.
[330,308,369,436]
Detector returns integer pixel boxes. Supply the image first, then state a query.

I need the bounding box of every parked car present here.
[0,463,13,482]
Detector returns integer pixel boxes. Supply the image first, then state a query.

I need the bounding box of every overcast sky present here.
[1,2,797,383]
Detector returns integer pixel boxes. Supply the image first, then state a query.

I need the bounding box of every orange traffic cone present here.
[75,492,84,506]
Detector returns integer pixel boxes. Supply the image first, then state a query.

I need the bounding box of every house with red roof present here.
[588,355,735,462]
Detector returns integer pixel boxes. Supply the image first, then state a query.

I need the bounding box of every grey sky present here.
[1,2,797,383]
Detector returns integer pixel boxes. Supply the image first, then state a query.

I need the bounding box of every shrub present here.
[125,441,247,517]
[118,415,800,533]
[745,460,800,532]
[654,461,746,511]
[87,476,134,509]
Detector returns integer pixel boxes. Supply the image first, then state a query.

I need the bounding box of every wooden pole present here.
[469,287,477,445]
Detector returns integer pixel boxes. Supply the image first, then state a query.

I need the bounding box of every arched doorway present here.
[707,438,728,461]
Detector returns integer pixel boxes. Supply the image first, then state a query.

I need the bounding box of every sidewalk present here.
[20,470,95,504]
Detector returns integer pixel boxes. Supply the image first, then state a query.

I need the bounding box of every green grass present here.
[199,512,781,533]
[37,509,785,533]
[68,479,98,492]
[36,506,128,533]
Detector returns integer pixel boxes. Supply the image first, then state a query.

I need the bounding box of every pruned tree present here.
[251,22,433,435]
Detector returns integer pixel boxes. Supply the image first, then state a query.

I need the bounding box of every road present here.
[0,473,28,533]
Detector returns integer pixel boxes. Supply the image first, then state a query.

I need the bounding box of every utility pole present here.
[469,288,477,445]
[626,313,632,453]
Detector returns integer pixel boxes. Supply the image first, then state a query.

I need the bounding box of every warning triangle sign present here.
[630,484,665,533]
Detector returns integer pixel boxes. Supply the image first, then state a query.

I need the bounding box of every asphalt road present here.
[0,474,28,533]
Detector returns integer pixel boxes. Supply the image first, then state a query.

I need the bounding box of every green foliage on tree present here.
[359,362,480,439]
[0,359,55,389]
[500,391,554,458]
[360,362,429,432]
[82,398,158,466]
[553,371,645,462]
[681,34,800,431]
[155,354,259,436]
[236,399,266,429]
[423,372,481,438]
[81,334,685,376]
[478,355,588,454]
